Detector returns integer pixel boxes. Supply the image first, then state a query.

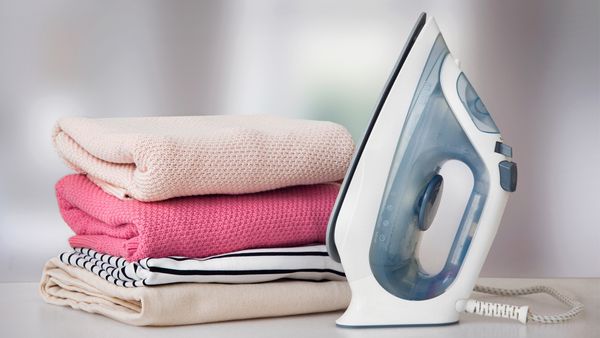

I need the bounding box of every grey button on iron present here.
[495,142,512,158]
[416,174,444,231]
[499,161,517,192]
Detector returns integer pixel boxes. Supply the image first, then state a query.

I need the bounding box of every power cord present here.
[459,284,584,324]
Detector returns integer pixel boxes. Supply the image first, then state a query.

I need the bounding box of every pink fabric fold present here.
[56,174,339,261]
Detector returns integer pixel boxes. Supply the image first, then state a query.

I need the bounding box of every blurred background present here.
[0,0,598,281]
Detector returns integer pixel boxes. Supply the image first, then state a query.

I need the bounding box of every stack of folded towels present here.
[39,115,355,326]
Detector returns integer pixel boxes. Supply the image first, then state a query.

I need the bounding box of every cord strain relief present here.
[464,299,529,324]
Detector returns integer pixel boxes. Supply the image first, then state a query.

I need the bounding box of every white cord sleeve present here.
[460,284,584,324]
[462,298,529,323]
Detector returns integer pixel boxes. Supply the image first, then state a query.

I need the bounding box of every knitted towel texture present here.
[57,174,340,261]
[53,115,354,201]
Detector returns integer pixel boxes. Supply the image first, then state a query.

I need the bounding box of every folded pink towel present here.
[53,115,354,201]
[57,174,339,261]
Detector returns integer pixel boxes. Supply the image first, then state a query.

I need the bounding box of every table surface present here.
[1,278,598,338]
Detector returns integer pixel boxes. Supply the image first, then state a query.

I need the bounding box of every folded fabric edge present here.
[52,116,355,202]
[40,257,351,326]
[58,245,345,287]
[52,125,135,199]
[87,176,130,200]
[39,258,145,324]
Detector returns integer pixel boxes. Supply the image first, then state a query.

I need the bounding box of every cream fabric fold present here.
[40,258,350,326]
[52,115,355,201]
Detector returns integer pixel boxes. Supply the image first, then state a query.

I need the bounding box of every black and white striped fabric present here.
[59,245,345,287]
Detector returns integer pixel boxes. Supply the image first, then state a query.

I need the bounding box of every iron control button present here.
[499,161,517,192]
[495,142,513,158]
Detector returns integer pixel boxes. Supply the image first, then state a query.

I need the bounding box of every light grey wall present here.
[0,0,598,281]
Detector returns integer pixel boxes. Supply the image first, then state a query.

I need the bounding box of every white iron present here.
[326,13,518,327]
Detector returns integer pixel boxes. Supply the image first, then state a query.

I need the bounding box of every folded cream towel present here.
[53,115,354,201]
[40,258,350,326]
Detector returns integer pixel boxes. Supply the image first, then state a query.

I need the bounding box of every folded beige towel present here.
[40,258,350,326]
[53,115,354,201]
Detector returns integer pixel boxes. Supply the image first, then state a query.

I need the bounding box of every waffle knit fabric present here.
[56,174,340,261]
[52,115,354,202]
[40,258,351,326]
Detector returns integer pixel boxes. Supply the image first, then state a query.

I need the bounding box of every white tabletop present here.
[1,278,598,338]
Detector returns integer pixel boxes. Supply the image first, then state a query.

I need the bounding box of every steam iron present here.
[326,13,518,327]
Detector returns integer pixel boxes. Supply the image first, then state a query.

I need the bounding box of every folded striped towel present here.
[53,115,354,201]
[57,174,339,261]
[60,245,345,287]
[40,258,350,326]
